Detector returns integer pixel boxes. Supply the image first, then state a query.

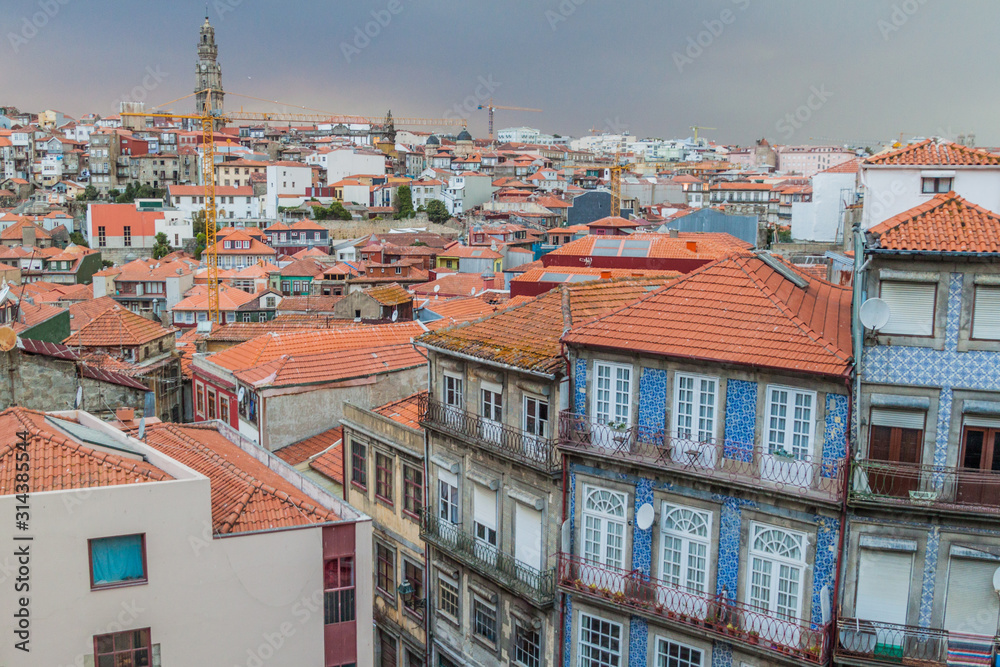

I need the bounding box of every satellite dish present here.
[237,386,245,402]
[560,520,570,552]
[821,584,831,623]
[391,309,398,322]
[0,326,16,352]
[75,385,83,409]
[992,566,1000,594]
[859,298,891,331]
[433,284,441,293]
[0,284,9,303]
[470,287,477,296]
[137,415,145,440]
[635,503,655,531]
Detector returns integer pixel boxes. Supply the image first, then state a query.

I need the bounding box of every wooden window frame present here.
[88,533,148,590]
[375,451,394,506]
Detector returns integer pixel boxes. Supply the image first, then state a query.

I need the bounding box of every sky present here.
[2,0,998,147]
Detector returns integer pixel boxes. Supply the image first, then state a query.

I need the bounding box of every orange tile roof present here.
[233,343,426,388]
[64,305,174,347]
[412,273,487,297]
[364,282,411,306]
[308,441,344,484]
[418,277,675,376]
[142,422,337,534]
[865,138,1000,166]
[206,321,427,373]
[0,219,51,240]
[373,390,426,430]
[512,266,680,286]
[173,284,259,312]
[275,426,342,466]
[206,230,276,256]
[68,296,119,332]
[439,245,503,259]
[546,232,752,261]
[12,299,66,335]
[587,216,641,228]
[421,295,499,324]
[819,158,860,174]
[0,408,171,494]
[868,191,1000,253]
[276,295,344,313]
[278,258,324,277]
[564,254,852,378]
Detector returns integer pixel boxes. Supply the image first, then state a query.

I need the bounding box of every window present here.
[94,629,151,667]
[219,396,229,424]
[674,373,717,442]
[123,225,131,247]
[207,388,216,420]
[444,374,463,409]
[376,542,395,596]
[97,225,106,247]
[578,613,622,667]
[351,440,367,489]
[973,286,1000,340]
[867,409,925,496]
[438,470,459,524]
[403,560,423,617]
[514,621,541,667]
[879,280,936,336]
[593,362,632,426]
[379,631,397,667]
[395,266,402,274]
[656,638,703,667]
[764,386,815,460]
[324,557,355,624]
[582,487,626,570]
[921,176,952,193]
[481,386,503,442]
[89,534,146,588]
[376,452,394,504]
[473,484,498,549]
[438,572,459,619]
[524,395,549,439]
[405,649,424,667]
[195,382,204,414]
[959,423,1000,505]
[403,464,423,517]
[472,595,498,644]
[660,503,711,594]
[748,523,806,621]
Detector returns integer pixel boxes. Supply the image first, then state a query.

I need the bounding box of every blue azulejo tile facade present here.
[723,379,756,461]
[638,367,668,437]
[810,517,839,624]
[628,616,648,667]
[632,478,654,576]
[821,394,849,477]
[574,357,588,415]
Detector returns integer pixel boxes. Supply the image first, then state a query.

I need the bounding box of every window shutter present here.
[870,409,926,430]
[856,549,911,625]
[879,281,936,336]
[973,286,1000,340]
[473,485,497,531]
[514,503,543,572]
[944,557,1000,635]
[438,469,458,488]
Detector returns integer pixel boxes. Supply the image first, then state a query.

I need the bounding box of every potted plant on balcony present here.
[772,447,795,461]
[612,591,626,604]
[587,582,598,595]
[747,630,760,645]
[806,645,822,661]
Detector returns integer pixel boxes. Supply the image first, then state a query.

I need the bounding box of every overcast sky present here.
[2,0,997,146]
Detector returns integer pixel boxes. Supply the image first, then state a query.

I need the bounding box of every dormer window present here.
[921,177,952,194]
[224,240,231,249]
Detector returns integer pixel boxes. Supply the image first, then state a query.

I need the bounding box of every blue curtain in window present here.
[91,535,144,585]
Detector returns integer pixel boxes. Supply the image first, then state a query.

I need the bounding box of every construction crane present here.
[690,125,716,142]
[476,98,542,143]
[122,90,467,323]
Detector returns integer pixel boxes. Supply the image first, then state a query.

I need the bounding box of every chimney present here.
[600,270,612,280]
[21,224,35,248]
[686,241,698,253]
[116,407,134,423]
[669,228,679,238]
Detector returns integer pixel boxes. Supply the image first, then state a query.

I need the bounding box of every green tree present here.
[107,189,121,201]
[192,210,207,237]
[394,185,415,220]
[329,201,352,220]
[76,185,98,201]
[152,232,172,259]
[69,231,89,247]
[194,232,206,260]
[425,199,450,224]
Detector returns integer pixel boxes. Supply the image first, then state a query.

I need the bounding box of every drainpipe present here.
[830,374,853,660]
[558,290,573,667]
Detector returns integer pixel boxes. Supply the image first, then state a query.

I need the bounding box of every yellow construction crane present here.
[476,98,542,143]
[690,125,716,142]
[609,152,625,217]
[122,90,466,323]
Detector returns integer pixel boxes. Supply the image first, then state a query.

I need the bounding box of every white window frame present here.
[581,485,627,572]
[438,469,459,525]
[972,285,1000,340]
[879,280,936,336]
[577,612,622,667]
[659,502,712,594]
[672,373,718,442]
[747,522,807,622]
[443,373,464,409]
[764,385,816,461]
[523,394,549,438]
[592,361,632,427]
[655,636,704,667]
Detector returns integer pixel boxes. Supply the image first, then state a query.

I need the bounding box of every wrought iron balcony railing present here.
[558,554,830,664]
[832,617,1000,666]
[421,512,555,607]
[558,411,844,503]
[419,395,559,473]
[851,460,1000,515]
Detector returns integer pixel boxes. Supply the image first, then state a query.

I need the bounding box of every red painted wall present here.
[323,524,357,667]
[192,371,238,429]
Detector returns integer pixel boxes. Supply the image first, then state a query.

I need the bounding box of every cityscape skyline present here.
[3,0,999,146]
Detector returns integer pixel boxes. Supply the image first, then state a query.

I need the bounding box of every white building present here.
[440,172,495,216]
[410,177,445,209]
[861,138,1000,230]
[0,407,373,667]
[167,184,259,221]
[307,146,386,186]
[776,145,856,177]
[790,158,860,242]
[265,162,312,218]
[496,126,540,144]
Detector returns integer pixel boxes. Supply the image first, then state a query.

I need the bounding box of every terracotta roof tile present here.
[275,426,342,466]
[64,305,173,347]
[233,343,426,388]
[308,442,344,484]
[68,296,121,332]
[865,138,1000,166]
[372,391,426,431]
[412,273,487,297]
[364,282,411,306]
[563,254,852,377]
[868,192,1000,253]
[545,232,752,261]
[421,295,499,324]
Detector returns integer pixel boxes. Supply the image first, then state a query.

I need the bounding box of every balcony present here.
[558,411,844,504]
[833,618,995,666]
[851,460,1000,515]
[558,554,830,664]
[421,512,555,607]
[419,395,559,473]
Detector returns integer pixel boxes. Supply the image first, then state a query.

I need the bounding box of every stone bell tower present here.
[194,16,224,117]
